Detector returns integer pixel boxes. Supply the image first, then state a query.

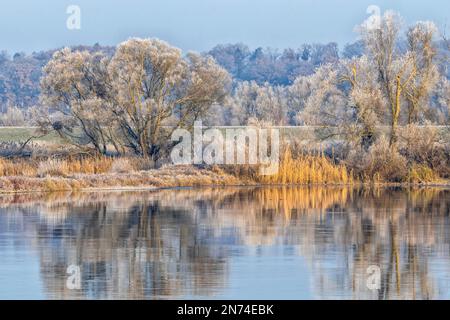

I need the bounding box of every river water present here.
[0,186,449,299]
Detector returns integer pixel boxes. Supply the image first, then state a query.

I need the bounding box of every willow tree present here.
[358,11,411,146]
[340,56,385,150]
[40,48,115,154]
[289,64,348,127]
[405,22,439,123]
[108,39,231,158]
[359,12,439,146]
[40,38,231,158]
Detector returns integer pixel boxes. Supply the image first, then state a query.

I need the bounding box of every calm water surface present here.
[0,187,449,299]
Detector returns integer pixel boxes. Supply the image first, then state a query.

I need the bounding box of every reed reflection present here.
[0,186,449,299]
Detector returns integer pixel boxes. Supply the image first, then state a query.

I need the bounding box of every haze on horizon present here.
[0,0,449,54]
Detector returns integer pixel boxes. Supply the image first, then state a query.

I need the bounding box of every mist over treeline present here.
[2,38,448,111]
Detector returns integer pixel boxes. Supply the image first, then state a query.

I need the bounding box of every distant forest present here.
[2,39,448,111]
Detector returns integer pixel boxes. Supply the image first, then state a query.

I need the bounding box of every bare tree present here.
[39,39,231,159]
[404,22,440,123]
[40,48,115,154]
[108,39,231,159]
[289,64,347,127]
[340,56,385,149]
[230,81,286,125]
[359,11,416,146]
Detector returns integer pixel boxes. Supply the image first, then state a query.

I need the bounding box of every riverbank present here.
[0,165,245,193]
[0,165,448,194]
[1,152,449,193]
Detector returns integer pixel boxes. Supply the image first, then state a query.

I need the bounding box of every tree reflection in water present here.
[0,186,449,299]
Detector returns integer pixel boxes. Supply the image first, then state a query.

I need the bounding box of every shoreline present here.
[1,166,449,195]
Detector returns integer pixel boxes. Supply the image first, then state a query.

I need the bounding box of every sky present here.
[0,0,448,54]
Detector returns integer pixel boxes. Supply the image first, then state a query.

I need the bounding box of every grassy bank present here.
[0,163,241,193]
[0,154,350,193]
[0,125,448,191]
[0,152,447,193]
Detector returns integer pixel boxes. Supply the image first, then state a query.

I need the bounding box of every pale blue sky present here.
[0,0,448,54]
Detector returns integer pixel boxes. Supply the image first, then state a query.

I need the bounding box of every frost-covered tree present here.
[288,64,347,126]
[207,43,339,86]
[339,56,385,149]
[428,76,450,123]
[405,21,440,123]
[40,48,115,154]
[229,81,286,125]
[0,105,26,126]
[208,43,250,79]
[108,39,230,158]
[359,11,421,145]
[342,40,365,59]
[40,38,231,158]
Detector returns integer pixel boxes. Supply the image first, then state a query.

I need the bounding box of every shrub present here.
[399,124,438,164]
[129,157,155,171]
[407,164,441,184]
[0,158,37,177]
[399,124,450,178]
[109,158,135,174]
[258,148,353,185]
[362,136,408,182]
[37,159,69,177]
[65,157,113,174]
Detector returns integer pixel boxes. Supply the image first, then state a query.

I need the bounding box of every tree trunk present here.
[390,76,402,147]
